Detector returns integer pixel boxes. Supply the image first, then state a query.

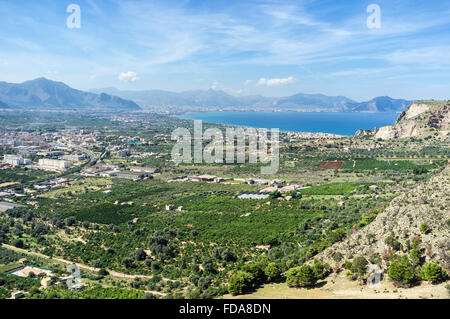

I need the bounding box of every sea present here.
[177,111,399,136]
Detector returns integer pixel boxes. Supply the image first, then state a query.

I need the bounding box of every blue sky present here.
[0,0,449,101]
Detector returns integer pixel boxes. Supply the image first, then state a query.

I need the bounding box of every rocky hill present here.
[356,100,450,140]
[0,78,141,111]
[351,96,411,113]
[314,164,450,272]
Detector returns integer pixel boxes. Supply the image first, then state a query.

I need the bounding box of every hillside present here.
[356,100,450,140]
[313,164,450,272]
[0,78,141,111]
[351,96,411,112]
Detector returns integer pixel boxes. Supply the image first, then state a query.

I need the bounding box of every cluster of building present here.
[81,165,160,181]
[2,155,32,166]
[6,261,82,299]
[168,174,284,186]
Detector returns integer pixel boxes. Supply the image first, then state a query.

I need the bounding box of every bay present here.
[177,111,399,136]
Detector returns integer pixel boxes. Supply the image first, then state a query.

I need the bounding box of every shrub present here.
[264,263,282,283]
[286,265,317,288]
[13,239,24,248]
[387,256,417,287]
[332,252,343,262]
[422,263,448,284]
[385,234,401,251]
[409,248,424,267]
[312,260,330,280]
[420,223,430,234]
[228,271,255,295]
[351,256,368,280]
[242,262,265,284]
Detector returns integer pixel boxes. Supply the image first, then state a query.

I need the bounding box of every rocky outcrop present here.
[374,120,419,139]
[355,100,450,140]
[314,165,450,271]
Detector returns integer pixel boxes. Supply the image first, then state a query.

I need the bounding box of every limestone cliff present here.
[355,100,450,140]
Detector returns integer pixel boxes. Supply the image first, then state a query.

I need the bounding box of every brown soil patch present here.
[318,161,343,169]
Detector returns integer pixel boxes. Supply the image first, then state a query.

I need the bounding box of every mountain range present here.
[0,78,141,111]
[0,78,412,112]
[91,87,412,112]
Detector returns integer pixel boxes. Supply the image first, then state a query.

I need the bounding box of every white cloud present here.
[257,76,296,87]
[118,71,139,82]
[244,80,253,86]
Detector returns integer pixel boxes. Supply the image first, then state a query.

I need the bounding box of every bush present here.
[385,234,401,251]
[387,256,417,287]
[351,256,368,280]
[422,263,448,284]
[286,265,317,288]
[312,260,330,280]
[242,262,265,284]
[419,223,430,234]
[228,272,255,295]
[13,239,24,248]
[409,248,424,267]
[264,263,282,283]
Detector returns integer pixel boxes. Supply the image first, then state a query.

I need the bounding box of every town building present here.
[38,159,71,170]
[2,155,31,165]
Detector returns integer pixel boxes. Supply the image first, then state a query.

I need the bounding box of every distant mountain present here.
[351,96,412,112]
[273,93,355,110]
[90,87,266,108]
[0,78,141,111]
[92,87,410,112]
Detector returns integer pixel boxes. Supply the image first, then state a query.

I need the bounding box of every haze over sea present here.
[178,111,399,136]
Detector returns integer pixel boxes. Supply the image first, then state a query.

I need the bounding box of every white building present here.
[3,155,31,166]
[38,159,70,170]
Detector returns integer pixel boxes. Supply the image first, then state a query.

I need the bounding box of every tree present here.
[409,248,424,267]
[269,191,281,199]
[134,248,147,261]
[264,263,282,283]
[385,233,401,251]
[351,256,368,280]
[387,256,417,287]
[242,262,265,284]
[122,257,134,268]
[13,238,24,248]
[65,216,76,227]
[197,277,212,291]
[286,265,317,288]
[228,272,255,295]
[422,263,448,284]
[221,249,236,262]
[312,260,330,280]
